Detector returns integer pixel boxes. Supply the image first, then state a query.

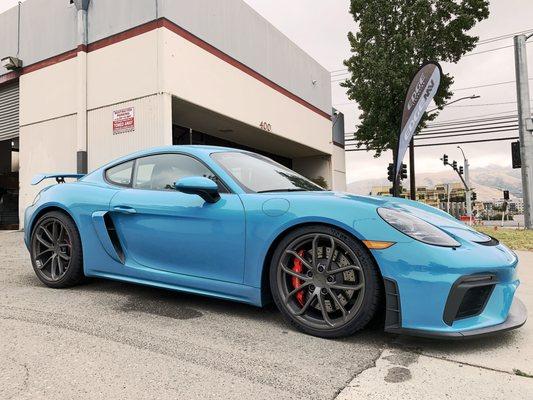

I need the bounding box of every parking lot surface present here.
[1,230,531,399]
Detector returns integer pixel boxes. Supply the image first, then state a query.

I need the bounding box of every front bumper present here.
[373,240,525,339]
[386,296,527,339]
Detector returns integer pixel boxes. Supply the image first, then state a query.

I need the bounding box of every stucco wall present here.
[87,93,172,170]
[19,57,77,126]
[19,114,77,224]
[160,28,332,155]
[87,29,160,110]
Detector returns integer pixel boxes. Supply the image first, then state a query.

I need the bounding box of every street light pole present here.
[409,94,480,201]
[514,34,533,229]
[458,146,472,222]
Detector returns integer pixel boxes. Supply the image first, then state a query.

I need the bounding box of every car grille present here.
[455,285,495,320]
[443,274,496,326]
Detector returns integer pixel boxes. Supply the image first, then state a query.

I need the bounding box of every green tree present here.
[342,0,489,157]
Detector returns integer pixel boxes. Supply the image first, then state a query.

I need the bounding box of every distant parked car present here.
[24,146,526,338]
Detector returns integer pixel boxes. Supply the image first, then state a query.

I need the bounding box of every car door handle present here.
[112,206,137,214]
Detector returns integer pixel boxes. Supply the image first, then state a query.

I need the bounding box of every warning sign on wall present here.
[112,107,135,135]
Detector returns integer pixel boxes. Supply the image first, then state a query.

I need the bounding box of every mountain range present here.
[346,165,523,201]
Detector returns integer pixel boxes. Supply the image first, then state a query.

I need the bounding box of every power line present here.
[413,136,519,147]
[345,136,519,151]
[330,34,533,79]
[344,116,518,137]
[345,121,519,139]
[448,100,521,107]
[330,42,518,79]
[416,127,518,140]
[426,110,518,125]
[345,126,518,142]
[421,121,518,134]
[453,78,533,91]
[426,115,518,129]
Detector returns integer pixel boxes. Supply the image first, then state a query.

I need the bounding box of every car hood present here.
[313,191,492,243]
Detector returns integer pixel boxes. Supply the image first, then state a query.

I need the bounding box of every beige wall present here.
[87,93,172,169]
[19,58,77,126]
[87,30,160,110]
[19,115,77,223]
[159,28,333,156]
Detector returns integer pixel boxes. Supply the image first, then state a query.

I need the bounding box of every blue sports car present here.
[24,146,526,338]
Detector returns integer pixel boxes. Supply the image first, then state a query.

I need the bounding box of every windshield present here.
[211,152,325,193]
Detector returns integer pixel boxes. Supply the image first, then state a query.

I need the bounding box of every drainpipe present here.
[73,0,90,173]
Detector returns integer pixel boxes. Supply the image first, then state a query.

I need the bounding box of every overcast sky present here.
[2,0,532,184]
[243,0,533,184]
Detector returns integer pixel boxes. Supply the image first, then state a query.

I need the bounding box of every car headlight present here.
[377,207,460,247]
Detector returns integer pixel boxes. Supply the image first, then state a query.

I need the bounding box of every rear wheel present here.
[270,225,381,338]
[30,211,84,288]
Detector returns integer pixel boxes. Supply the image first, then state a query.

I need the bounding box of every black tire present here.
[269,224,382,338]
[30,210,84,288]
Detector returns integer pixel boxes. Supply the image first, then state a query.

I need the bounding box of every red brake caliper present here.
[291,250,305,306]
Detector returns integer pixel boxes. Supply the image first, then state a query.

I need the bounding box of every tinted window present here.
[105,160,134,186]
[212,152,323,193]
[133,153,224,191]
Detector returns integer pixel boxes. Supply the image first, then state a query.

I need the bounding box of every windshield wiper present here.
[257,188,308,193]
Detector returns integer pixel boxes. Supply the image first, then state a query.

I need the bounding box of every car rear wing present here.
[31,173,85,185]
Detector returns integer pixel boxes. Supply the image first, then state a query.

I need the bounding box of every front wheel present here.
[269,225,382,338]
[30,211,84,288]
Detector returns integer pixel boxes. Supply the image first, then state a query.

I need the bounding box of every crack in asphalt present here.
[0,310,301,397]
[4,356,29,400]
[332,346,388,400]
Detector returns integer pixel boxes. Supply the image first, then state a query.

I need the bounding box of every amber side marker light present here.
[363,240,395,250]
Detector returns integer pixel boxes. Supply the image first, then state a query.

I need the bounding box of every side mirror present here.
[174,176,221,203]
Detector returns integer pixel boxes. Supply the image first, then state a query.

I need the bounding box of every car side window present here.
[105,160,134,187]
[132,154,226,192]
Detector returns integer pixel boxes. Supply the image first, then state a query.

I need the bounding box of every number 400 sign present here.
[259,121,272,132]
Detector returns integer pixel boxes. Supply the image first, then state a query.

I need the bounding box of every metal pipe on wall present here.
[74,0,90,174]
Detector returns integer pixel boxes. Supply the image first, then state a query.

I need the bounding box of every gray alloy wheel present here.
[30,211,84,288]
[270,225,381,338]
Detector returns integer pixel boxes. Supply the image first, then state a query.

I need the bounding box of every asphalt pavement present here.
[0,230,531,400]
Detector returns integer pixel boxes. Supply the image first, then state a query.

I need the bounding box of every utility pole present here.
[446,183,451,215]
[514,34,533,229]
[458,146,472,223]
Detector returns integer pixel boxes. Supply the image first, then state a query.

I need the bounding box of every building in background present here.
[371,182,471,219]
[0,0,345,228]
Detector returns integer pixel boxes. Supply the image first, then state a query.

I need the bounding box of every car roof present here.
[105,145,246,165]
[135,145,242,156]
[81,145,249,186]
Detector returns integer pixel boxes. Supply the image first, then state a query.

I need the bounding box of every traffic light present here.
[471,192,477,201]
[387,163,395,182]
[442,154,448,165]
[503,190,510,200]
[511,141,521,169]
[400,163,408,180]
[459,166,464,175]
[452,160,457,170]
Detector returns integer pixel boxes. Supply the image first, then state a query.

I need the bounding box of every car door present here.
[108,153,246,284]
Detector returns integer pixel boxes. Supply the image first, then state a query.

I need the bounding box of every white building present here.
[0,0,346,229]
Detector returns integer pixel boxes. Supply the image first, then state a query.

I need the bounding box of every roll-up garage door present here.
[0,82,19,141]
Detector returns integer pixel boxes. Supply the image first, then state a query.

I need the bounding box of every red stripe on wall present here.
[0,17,331,120]
[87,19,162,53]
[0,70,21,87]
